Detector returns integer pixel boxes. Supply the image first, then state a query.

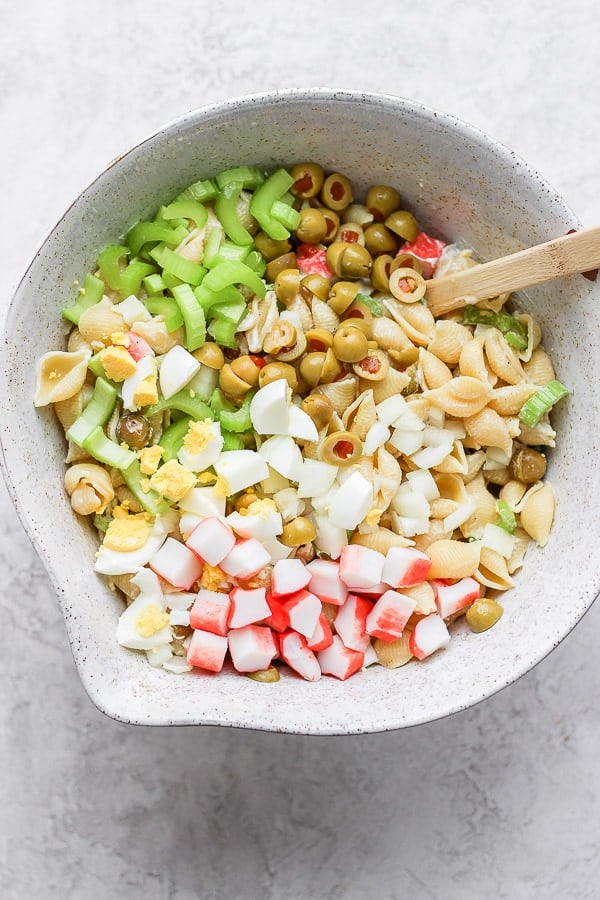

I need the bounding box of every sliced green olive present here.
[116,414,152,450]
[320,208,340,244]
[258,361,299,392]
[265,252,298,283]
[274,268,301,304]
[352,349,389,381]
[219,363,252,398]
[342,300,374,337]
[193,341,225,369]
[320,431,362,466]
[254,232,292,261]
[509,448,547,483]
[466,598,504,633]
[385,209,419,242]
[295,207,328,243]
[390,252,424,276]
[305,327,334,353]
[230,355,261,387]
[320,172,353,211]
[281,516,317,547]
[300,351,326,387]
[300,273,331,303]
[290,162,324,198]
[364,223,398,256]
[332,323,369,363]
[328,281,360,315]
[247,666,280,683]
[366,184,401,220]
[388,267,426,303]
[326,242,372,279]
[371,254,393,292]
[301,393,334,430]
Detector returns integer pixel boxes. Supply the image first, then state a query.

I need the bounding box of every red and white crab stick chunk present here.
[271,558,312,599]
[279,631,321,682]
[432,577,480,619]
[263,594,291,633]
[334,593,372,652]
[339,545,385,591]
[305,558,348,606]
[409,613,451,660]
[187,628,228,673]
[228,624,278,673]
[366,590,417,642]
[317,635,364,681]
[220,538,271,579]
[281,589,322,640]
[149,537,204,590]
[125,331,154,361]
[382,546,432,589]
[189,589,231,636]
[306,611,334,652]
[185,517,236,567]
[228,587,272,629]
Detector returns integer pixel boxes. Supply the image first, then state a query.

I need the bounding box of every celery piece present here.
[202,228,225,268]
[208,317,238,348]
[250,168,295,240]
[203,260,265,298]
[119,261,157,299]
[143,273,166,295]
[159,416,192,461]
[162,200,208,229]
[270,200,301,231]
[211,241,251,266]
[144,296,184,332]
[150,245,206,286]
[209,296,247,325]
[355,292,384,316]
[210,388,254,433]
[66,377,117,447]
[221,430,245,451]
[97,245,129,291]
[518,380,569,428]
[122,460,170,516]
[194,283,244,316]
[496,499,517,534]
[126,222,183,257]
[216,167,265,191]
[82,426,137,469]
[171,283,206,351]
[244,250,267,276]
[62,273,105,325]
[462,306,528,350]
[145,388,214,421]
[215,182,254,246]
[175,178,218,204]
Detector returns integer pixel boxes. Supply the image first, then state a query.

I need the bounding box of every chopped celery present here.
[194,283,244,316]
[97,245,129,291]
[216,166,265,191]
[244,250,267,276]
[122,460,170,516]
[270,199,301,231]
[62,273,105,325]
[208,317,238,348]
[162,200,208,229]
[203,260,265,298]
[82,426,137,469]
[249,168,295,240]
[144,296,184,331]
[66,377,117,446]
[210,388,254,433]
[221,430,245,450]
[175,178,218,203]
[145,388,214,421]
[126,222,183,257]
[171,283,206,350]
[496,500,517,534]
[209,296,247,325]
[215,182,254,246]
[518,380,569,427]
[150,245,206,286]
[202,228,225,268]
[462,307,528,350]
[119,260,157,299]
[159,416,192,461]
[143,272,166,294]
[355,292,384,316]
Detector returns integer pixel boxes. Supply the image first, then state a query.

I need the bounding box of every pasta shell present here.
[523,346,555,385]
[412,519,453,552]
[351,528,413,553]
[463,449,486,483]
[476,547,514,590]
[284,296,313,332]
[519,418,556,447]
[374,631,413,668]
[459,335,497,385]
[506,526,531,574]
[67,328,93,354]
[432,440,469,475]
[371,316,416,355]
[175,226,206,263]
[64,462,115,515]
[488,383,538,416]
[515,313,542,362]
[311,296,339,331]
[500,479,527,509]
[427,538,481,578]
[343,389,377,439]
[78,297,125,346]
[427,320,472,365]
[434,473,469,505]
[519,482,555,547]
[402,582,436,615]
[357,455,375,483]
[424,376,492,418]
[316,376,358,415]
[54,384,93,431]
[34,348,91,407]
[459,473,498,538]
[464,407,514,458]
[484,330,525,385]
[419,348,453,389]
[365,367,411,402]
[242,292,279,352]
[383,297,435,346]
[132,320,183,354]
[65,442,92,464]
[374,446,402,510]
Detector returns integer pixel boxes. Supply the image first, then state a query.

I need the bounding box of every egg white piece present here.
[213,449,269,495]
[177,420,224,472]
[328,471,374,530]
[296,459,338,499]
[249,379,291,435]
[287,405,319,442]
[94,513,174,576]
[362,421,391,456]
[258,435,304,482]
[312,514,348,560]
[117,591,173,650]
[159,345,201,400]
[262,537,294,563]
[227,508,283,542]
[178,485,227,518]
[121,354,157,411]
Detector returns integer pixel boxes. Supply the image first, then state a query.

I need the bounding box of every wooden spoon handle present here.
[425,225,600,317]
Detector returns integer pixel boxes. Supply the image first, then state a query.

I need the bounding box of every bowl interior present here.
[2,89,600,733]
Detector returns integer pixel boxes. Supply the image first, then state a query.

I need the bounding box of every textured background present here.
[2,1,600,897]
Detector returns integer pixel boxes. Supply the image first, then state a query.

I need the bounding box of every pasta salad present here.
[33,163,568,681]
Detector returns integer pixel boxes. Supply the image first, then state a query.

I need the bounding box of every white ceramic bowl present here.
[2,89,599,734]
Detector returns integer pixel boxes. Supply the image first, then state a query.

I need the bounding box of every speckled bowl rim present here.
[2,88,599,733]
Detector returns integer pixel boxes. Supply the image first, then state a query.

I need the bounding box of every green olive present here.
[332,323,369,363]
[301,393,334,430]
[390,252,424,276]
[219,363,251,398]
[290,162,324,198]
[230,355,261,387]
[281,516,317,547]
[338,243,373,279]
[326,241,351,276]
[320,172,353,211]
[337,223,365,245]
[305,328,333,353]
[300,351,326,387]
[341,203,374,227]
[352,349,389,381]
[366,184,401,220]
[193,341,225,369]
[466,598,504,633]
[364,222,398,256]
[300,273,331,303]
[254,232,292,261]
[258,361,299,392]
[385,209,419,242]
[274,268,301,304]
[342,300,374,337]
[265,252,298,283]
[295,207,328,243]
[371,254,393,292]
[116,414,152,450]
[320,431,362,466]
[320,208,340,244]
[321,347,344,383]
[328,280,360,315]
[509,447,547,483]
[247,666,281,683]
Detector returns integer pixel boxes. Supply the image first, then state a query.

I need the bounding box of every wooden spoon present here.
[425,226,600,317]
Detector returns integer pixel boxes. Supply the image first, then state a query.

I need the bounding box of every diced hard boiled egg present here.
[249,379,291,435]
[362,421,390,456]
[159,345,201,399]
[213,449,269,496]
[94,511,176,575]
[258,435,304,482]
[262,537,293,563]
[273,487,305,522]
[260,467,290,495]
[177,419,224,472]
[296,459,338,499]
[116,568,172,650]
[328,471,374,530]
[178,485,227,518]
[121,354,157,411]
[287,405,319,442]
[116,294,152,326]
[227,501,283,542]
[312,514,348,560]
